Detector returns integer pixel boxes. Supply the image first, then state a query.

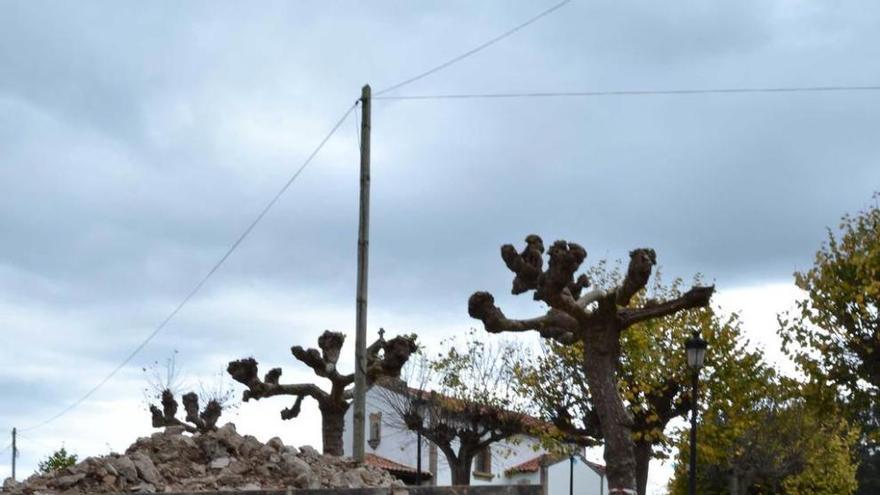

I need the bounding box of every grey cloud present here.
[2,1,880,475]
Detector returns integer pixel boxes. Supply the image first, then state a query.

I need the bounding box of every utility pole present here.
[353,84,371,463]
[11,427,16,481]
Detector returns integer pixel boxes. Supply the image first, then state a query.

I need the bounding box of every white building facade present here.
[342,385,607,495]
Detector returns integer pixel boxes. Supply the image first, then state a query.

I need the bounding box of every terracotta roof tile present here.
[505,454,606,476]
[364,453,432,478]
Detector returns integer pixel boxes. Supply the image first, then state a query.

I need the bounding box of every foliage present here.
[382,332,532,485]
[667,379,859,495]
[37,447,78,474]
[778,194,880,422]
[777,194,880,493]
[514,262,757,495]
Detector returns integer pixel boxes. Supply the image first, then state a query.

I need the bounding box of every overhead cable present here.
[374,85,880,100]
[375,0,571,96]
[19,101,359,433]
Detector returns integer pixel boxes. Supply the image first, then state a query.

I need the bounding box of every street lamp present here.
[685,330,707,495]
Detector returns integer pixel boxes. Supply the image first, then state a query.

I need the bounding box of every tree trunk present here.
[634,440,652,495]
[450,455,473,486]
[584,347,636,493]
[322,410,345,456]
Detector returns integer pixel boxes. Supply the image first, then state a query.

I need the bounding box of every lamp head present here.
[685,330,708,369]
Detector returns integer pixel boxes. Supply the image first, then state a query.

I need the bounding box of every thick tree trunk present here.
[634,440,652,495]
[451,456,473,486]
[583,347,636,493]
[322,410,345,456]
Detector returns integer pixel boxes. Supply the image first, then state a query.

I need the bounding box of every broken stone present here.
[129,482,156,493]
[266,437,284,451]
[111,456,139,482]
[209,456,231,469]
[54,473,86,489]
[4,422,398,494]
[130,452,162,486]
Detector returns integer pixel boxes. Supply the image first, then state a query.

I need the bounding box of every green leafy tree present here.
[37,447,78,474]
[515,263,755,495]
[667,380,859,495]
[778,194,880,492]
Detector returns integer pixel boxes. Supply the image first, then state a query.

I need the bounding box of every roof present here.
[364,453,433,479]
[385,384,555,431]
[505,454,606,477]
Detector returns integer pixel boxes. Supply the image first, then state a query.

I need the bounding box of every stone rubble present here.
[2,424,402,494]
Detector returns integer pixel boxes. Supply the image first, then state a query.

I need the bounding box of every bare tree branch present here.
[227,358,329,403]
[228,329,417,456]
[469,235,715,492]
[619,286,715,329]
[468,291,580,344]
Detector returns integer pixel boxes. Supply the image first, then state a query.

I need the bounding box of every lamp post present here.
[685,330,708,495]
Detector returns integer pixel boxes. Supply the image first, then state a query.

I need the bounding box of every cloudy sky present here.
[1,1,879,492]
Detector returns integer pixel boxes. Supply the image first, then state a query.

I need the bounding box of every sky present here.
[1,1,879,493]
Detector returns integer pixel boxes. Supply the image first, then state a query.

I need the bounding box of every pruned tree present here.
[150,389,223,433]
[469,235,714,493]
[144,352,233,434]
[380,334,534,485]
[227,329,417,456]
[515,265,753,495]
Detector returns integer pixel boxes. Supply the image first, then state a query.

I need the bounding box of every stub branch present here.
[227,358,329,404]
[468,291,580,344]
[619,285,715,329]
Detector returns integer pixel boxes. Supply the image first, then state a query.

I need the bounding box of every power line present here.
[374,85,880,100]
[375,0,571,96]
[19,101,359,433]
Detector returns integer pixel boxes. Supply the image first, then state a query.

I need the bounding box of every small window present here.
[368,412,382,449]
[474,448,492,475]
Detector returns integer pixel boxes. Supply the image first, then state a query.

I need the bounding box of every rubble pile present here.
[3,424,401,494]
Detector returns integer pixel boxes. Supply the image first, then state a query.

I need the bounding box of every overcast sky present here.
[1,2,879,493]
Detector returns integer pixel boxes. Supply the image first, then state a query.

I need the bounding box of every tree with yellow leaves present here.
[667,378,859,495]
[778,194,880,493]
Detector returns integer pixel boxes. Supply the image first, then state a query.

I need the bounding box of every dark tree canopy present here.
[469,235,713,493]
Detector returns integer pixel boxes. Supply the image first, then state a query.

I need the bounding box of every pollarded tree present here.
[380,334,534,485]
[515,266,746,495]
[150,389,223,433]
[227,329,417,456]
[469,235,713,493]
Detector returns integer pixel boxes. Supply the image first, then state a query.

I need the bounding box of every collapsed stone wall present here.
[2,424,401,494]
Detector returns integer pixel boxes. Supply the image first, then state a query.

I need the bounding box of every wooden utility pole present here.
[11,427,16,481]
[353,84,371,463]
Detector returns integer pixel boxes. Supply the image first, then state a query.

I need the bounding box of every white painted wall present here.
[343,385,607,494]
[547,458,607,495]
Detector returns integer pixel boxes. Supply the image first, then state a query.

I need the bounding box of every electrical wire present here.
[19,101,359,433]
[374,85,880,100]
[375,0,571,96]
